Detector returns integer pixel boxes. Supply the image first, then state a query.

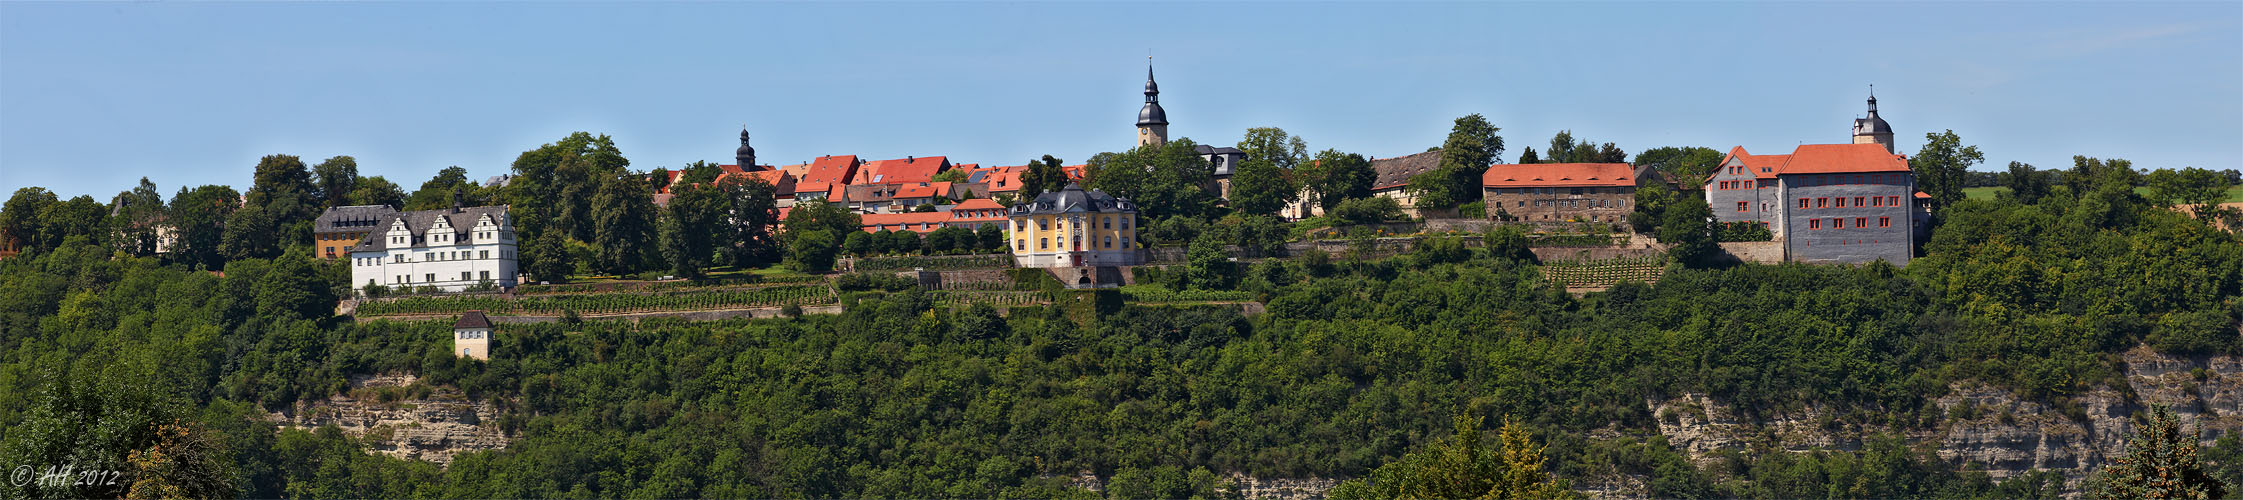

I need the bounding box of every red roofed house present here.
[1700,93,1918,265]
[945,198,1008,230]
[858,212,952,234]
[793,155,861,202]
[853,156,952,185]
[891,182,957,208]
[1481,163,1646,224]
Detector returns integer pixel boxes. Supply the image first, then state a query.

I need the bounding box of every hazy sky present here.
[3,1,2238,199]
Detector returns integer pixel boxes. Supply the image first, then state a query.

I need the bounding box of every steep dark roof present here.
[315,205,399,234]
[454,310,492,329]
[351,205,511,253]
[1137,65,1168,126]
[1010,183,1135,216]
[1193,145,1243,155]
[1371,149,1444,190]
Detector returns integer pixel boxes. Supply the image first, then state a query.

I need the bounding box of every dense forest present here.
[2,167,2239,497]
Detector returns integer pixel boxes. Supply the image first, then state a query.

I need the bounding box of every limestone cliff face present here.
[1642,345,2243,495]
[266,373,509,465]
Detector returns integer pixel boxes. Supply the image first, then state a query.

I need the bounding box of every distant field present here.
[1961,185,2243,203]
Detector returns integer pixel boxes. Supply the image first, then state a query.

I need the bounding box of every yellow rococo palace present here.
[1007,183,1143,268]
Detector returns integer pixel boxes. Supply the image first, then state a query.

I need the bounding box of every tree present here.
[522,229,573,283]
[347,176,406,209]
[932,169,967,183]
[1332,196,1406,226]
[405,166,481,211]
[506,132,630,244]
[124,421,239,500]
[1911,130,1984,211]
[1328,415,1577,500]
[2148,167,2229,213]
[312,156,360,209]
[168,185,240,269]
[221,205,281,261]
[254,248,338,321]
[1413,115,1505,210]
[1597,142,1628,164]
[2,187,57,253]
[110,178,167,257]
[1306,149,1376,213]
[245,154,321,245]
[1228,158,1294,217]
[1658,194,1716,267]
[659,183,723,280]
[2002,161,2055,205]
[1517,147,1540,164]
[1633,146,1723,187]
[716,175,781,268]
[1184,236,1235,290]
[785,230,839,273]
[975,223,1004,252]
[782,200,859,266]
[882,229,923,255]
[2092,405,2228,499]
[36,194,109,251]
[1085,139,1218,221]
[1237,127,1308,171]
[843,230,876,256]
[1629,184,1677,234]
[1484,225,1536,263]
[1019,155,1070,201]
[590,173,659,276]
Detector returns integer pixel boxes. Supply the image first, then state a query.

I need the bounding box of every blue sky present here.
[3,1,2238,199]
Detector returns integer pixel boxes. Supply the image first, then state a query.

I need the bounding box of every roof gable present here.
[1370,150,1443,190]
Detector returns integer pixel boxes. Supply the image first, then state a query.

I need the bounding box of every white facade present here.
[350,207,519,293]
[455,326,491,359]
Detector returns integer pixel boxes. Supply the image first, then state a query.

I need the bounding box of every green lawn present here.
[1962,185,2243,203]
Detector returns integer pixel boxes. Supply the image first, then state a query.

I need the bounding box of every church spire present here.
[1135,56,1169,148]
[735,126,756,169]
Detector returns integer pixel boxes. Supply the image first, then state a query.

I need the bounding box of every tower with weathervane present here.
[1852,89,1894,154]
[1136,60,1169,148]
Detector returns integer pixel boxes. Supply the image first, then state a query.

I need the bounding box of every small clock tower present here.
[1136,60,1169,148]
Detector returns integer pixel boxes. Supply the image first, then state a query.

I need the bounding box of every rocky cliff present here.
[267,373,509,465]
[1642,345,2243,495]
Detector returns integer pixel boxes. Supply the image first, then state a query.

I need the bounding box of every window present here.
[1809,219,1821,230]
[1013,220,1024,231]
[1816,198,1828,208]
[1103,217,1112,229]
[462,271,472,281]
[1016,239,1024,250]
[426,273,436,283]
[1120,218,1130,230]
[1121,237,1131,248]
[1799,198,1810,209]
[1834,197,1846,208]
[1516,201,1525,207]
[1853,197,1865,207]
[1879,217,1891,228]
[463,348,471,357]
[1737,201,1749,212]
[1832,218,1844,229]
[1856,217,1868,228]
[480,271,490,280]
[1889,196,1902,206]
[480,250,489,259]
[1037,219,1048,230]
[1869,197,1881,207]
[1039,238,1048,249]
[1104,236,1112,248]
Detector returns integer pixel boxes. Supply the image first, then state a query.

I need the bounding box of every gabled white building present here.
[349,205,519,293]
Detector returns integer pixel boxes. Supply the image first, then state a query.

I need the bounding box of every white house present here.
[349,205,519,293]
[454,310,493,360]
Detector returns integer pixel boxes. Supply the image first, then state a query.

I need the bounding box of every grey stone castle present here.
[1704,93,1926,266]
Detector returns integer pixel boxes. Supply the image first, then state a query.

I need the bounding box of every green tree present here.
[1658,194,1716,267]
[975,223,1004,252]
[1517,147,1540,164]
[34,194,109,251]
[1237,127,1308,171]
[932,168,968,183]
[348,176,406,209]
[254,248,338,321]
[522,229,573,283]
[2003,161,2054,205]
[2,187,56,253]
[1184,236,1235,290]
[1227,158,1293,217]
[590,173,658,276]
[168,185,241,269]
[2148,167,2229,213]
[312,155,360,209]
[1629,184,1677,234]
[785,229,840,273]
[1332,196,1405,226]
[716,174,782,268]
[507,132,630,244]
[1085,139,1219,221]
[109,178,167,257]
[659,183,723,280]
[1910,130,1984,211]
[842,230,876,256]
[405,166,480,211]
[1412,114,1505,210]
[1019,155,1070,201]
[221,205,281,261]
[245,154,321,245]
[1328,416,1577,500]
[2092,405,2228,499]
[1633,146,1723,187]
[1484,225,1536,263]
[1306,149,1375,213]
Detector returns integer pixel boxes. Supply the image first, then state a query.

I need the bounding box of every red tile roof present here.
[855,156,951,184]
[1063,164,1086,180]
[983,166,1026,192]
[1776,143,1909,174]
[858,212,953,233]
[798,155,860,191]
[952,198,1004,211]
[1725,146,1791,180]
[894,182,953,200]
[1482,163,1637,188]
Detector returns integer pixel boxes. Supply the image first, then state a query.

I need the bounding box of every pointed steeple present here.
[735,126,756,170]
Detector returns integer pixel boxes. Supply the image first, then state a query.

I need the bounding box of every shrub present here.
[1332,197,1406,226]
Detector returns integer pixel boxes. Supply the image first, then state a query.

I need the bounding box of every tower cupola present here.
[1135,59,1169,148]
[1851,88,1895,153]
[735,127,756,169]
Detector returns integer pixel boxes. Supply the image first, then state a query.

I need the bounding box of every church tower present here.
[735,127,757,169]
[1851,90,1894,153]
[1136,61,1169,148]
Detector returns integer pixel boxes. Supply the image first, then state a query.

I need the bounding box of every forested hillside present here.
[1,182,2239,498]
